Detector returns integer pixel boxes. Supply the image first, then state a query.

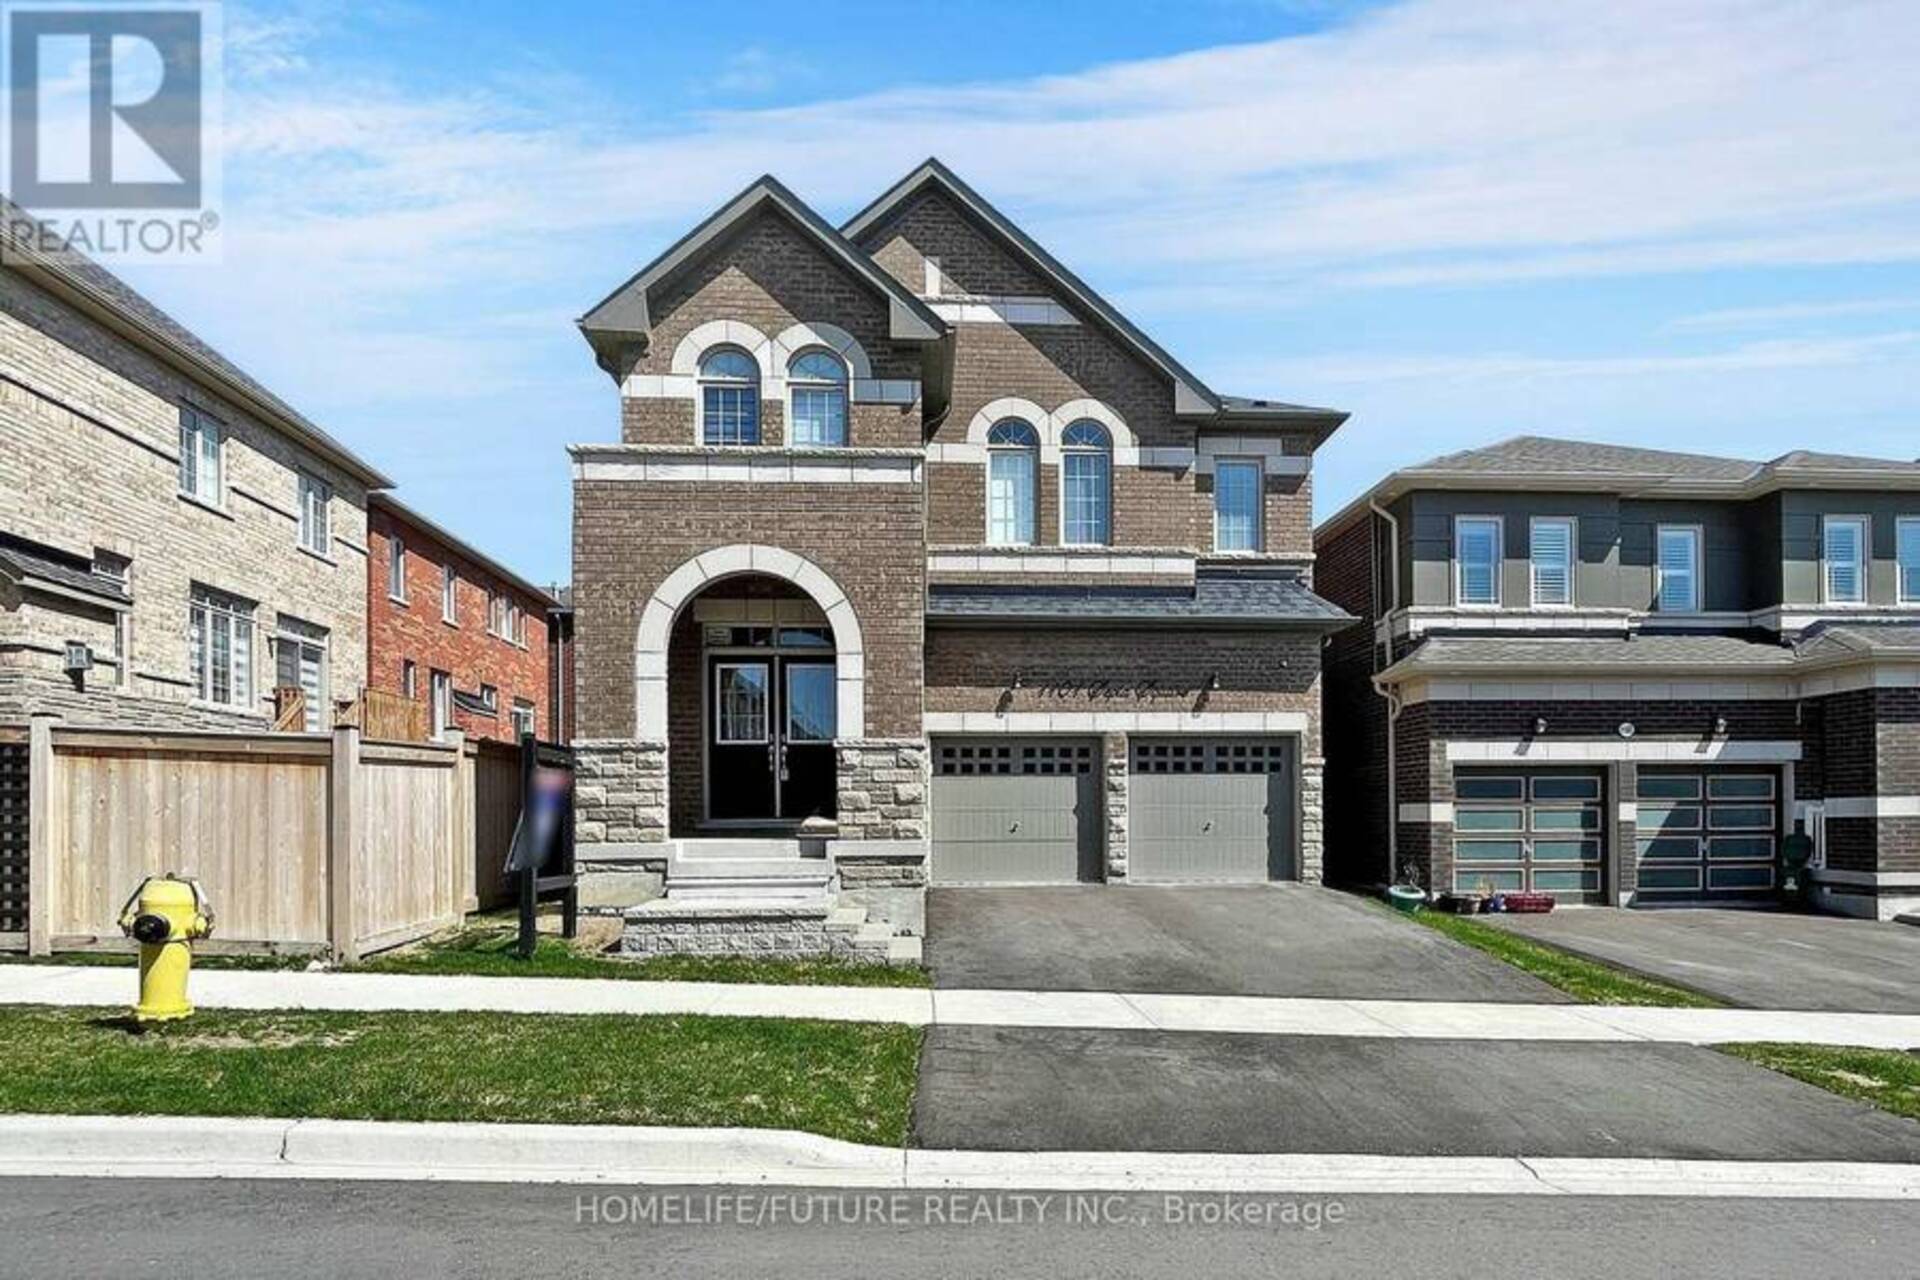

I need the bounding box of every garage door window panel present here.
[1636,768,1775,895]
[1451,770,1604,895]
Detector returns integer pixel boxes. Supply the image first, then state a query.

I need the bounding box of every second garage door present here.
[1129,738,1295,883]
[931,739,1101,885]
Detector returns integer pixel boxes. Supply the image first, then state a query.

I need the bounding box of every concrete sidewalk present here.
[6,964,1920,1048]
[2,1115,1917,1199]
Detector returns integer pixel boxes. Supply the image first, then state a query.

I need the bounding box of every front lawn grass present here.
[0,1004,921,1145]
[1397,905,1721,1007]
[1720,1042,1920,1123]
[356,926,931,988]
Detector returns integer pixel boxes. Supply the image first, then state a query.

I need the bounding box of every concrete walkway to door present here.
[926,884,1571,1002]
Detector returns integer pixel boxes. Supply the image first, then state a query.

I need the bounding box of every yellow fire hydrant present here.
[116,874,214,1022]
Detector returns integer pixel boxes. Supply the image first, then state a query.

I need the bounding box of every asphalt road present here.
[2,1178,1916,1279]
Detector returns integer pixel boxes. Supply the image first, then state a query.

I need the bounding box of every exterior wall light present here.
[1533,716,1549,735]
[1713,715,1729,736]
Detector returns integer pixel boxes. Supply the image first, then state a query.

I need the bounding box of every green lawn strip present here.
[1396,905,1721,1007]
[355,927,931,988]
[0,1004,921,1146]
[1720,1043,1920,1123]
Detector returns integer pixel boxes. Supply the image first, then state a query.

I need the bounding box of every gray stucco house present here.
[1315,435,1920,920]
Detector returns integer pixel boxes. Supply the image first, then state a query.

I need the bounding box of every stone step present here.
[824,906,869,933]
[674,838,809,861]
[663,879,831,906]
[886,936,923,967]
[668,856,831,881]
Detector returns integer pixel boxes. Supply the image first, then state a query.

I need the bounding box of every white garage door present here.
[1129,738,1295,883]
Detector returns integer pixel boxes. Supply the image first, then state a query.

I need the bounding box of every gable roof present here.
[842,158,1345,437]
[1318,434,1920,541]
[578,174,946,371]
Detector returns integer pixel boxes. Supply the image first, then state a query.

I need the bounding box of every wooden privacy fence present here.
[6,717,525,959]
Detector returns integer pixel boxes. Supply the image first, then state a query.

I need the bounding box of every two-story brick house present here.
[569,160,1352,953]
[1316,435,1920,920]
[1,208,389,732]
[365,493,556,745]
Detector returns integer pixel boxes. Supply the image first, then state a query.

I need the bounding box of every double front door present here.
[709,656,836,822]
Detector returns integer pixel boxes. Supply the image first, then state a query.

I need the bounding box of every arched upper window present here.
[986,419,1039,546]
[1059,420,1112,546]
[699,347,760,445]
[787,349,848,447]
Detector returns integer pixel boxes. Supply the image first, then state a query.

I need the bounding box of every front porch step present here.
[619,898,909,966]
[674,838,812,862]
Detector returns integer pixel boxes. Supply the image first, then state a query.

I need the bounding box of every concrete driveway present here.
[912,1025,1920,1160]
[925,884,1570,1003]
[1482,909,1920,1013]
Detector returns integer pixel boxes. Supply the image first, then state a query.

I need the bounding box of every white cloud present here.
[1665,298,1920,332]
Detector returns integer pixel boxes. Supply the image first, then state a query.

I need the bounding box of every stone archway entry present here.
[634,546,865,827]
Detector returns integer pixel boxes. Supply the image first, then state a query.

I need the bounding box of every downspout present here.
[1368,498,1403,887]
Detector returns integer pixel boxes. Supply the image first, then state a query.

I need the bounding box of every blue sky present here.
[107,0,1920,584]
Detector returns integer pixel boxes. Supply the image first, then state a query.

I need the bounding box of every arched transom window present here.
[699,347,760,445]
[1059,419,1112,545]
[787,349,848,447]
[986,419,1039,546]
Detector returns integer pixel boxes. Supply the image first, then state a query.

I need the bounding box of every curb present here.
[1,1116,1918,1199]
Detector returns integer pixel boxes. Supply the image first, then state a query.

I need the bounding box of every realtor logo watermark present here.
[2,0,222,262]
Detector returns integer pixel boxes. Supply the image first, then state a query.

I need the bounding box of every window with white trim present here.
[698,347,760,446]
[1059,420,1111,546]
[94,551,131,690]
[274,614,329,732]
[297,473,330,555]
[510,699,536,741]
[1455,516,1502,606]
[402,659,417,700]
[787,349,847,446]
[1899,518,1920,604]
[430,670,451,740]
[387,535,406,601]
[178,406,222,504]
[986,419,1038,546]
[1530,517,1574,607]
[1824,515,1867,603]
[441,564,457,624]
[1213,459,1263,553]
[1656,525,1701,612]
[188,584,255,709]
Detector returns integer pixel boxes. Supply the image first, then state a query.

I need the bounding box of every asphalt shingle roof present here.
[1385,633,1799,677]
[0,532,131,606]
[927,574,1353,627]
[1410,435,1920,482]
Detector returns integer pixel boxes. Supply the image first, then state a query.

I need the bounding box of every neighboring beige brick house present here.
[570,160,1354,956]
[0,217,391,730]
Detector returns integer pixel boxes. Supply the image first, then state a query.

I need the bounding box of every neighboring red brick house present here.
[366,493,556,744]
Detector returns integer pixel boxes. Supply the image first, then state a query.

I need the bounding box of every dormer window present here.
[699,347,760,445]
[787,349,848,446]
[986,419,1038,546]
[1060,420,1112,546]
